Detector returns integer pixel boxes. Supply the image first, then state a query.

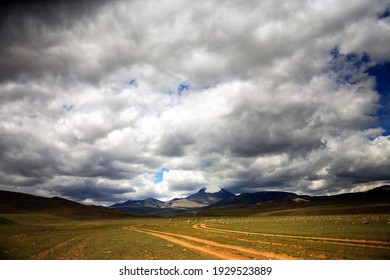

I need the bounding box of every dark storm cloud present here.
[0,128,59,180]
[53,178,136,204]
[327,136,390,185]
[0,0,109,82]
[157,132,195,157]
[0,0,144,86]
[220,104,325,157]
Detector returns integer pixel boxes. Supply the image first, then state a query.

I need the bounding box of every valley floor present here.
[1,214,389,260]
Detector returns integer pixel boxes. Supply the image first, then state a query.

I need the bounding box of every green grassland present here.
[1,213,389,260]
[0,214,206,260]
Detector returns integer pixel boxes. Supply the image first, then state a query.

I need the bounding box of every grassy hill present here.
[0,190,133,219]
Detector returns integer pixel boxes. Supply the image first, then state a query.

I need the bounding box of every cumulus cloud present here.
[0,0,389,205]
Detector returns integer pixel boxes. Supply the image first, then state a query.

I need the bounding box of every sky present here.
[0,0,390,206]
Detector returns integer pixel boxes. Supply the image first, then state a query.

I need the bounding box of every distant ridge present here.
[111,197,165,208]
[0,190,133,219]
[1,186,389,218]
[185,188,236,204]
[210,191,308,208]
[198,186,390,216]
[110,188,236,210]
[111,186,390,216]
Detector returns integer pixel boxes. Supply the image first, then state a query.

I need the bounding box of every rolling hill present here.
[0,190,133,219]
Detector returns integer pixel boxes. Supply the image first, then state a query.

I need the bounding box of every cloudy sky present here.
[1,0,390,206]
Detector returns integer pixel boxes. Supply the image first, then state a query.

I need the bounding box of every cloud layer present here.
[1,0,389,205]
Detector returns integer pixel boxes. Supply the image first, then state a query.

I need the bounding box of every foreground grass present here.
[1,214,389,260]
[0,215,207,260]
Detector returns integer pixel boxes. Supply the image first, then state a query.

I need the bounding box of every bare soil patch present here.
[124,226,299,260]
[194,224,390,250]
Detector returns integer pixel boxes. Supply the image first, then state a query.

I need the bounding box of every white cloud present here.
[0,0,389,205]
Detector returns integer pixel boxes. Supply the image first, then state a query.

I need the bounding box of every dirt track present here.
[124,226,299,260]
[31,235,87,260]
[29,222,389,260]
[193,224,390,250]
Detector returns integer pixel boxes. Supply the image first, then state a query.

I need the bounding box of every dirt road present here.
[124,226,299,260]
[193,224,390,250]
[31,235,88,260]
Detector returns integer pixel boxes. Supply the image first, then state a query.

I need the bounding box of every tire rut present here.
[56,236,91,260]
[194,224,390,250]
[124,226,299,260]
[31,235,85,260]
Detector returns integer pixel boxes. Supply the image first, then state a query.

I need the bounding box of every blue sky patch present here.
[154,167,170,183]
[128,79,138,87]
[366,62,390,135]
[378,7,390,20]
[178,83,190,95]
[329,47,390,135]
[63,104,75,112]
[329,47,370,85]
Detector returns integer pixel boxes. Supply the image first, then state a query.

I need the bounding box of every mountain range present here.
[1,186,389,218]
[110,187,236,209]
[110,186,390,216]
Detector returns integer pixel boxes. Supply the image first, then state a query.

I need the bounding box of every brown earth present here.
[194,223,390,250]
[124,226,299,260]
